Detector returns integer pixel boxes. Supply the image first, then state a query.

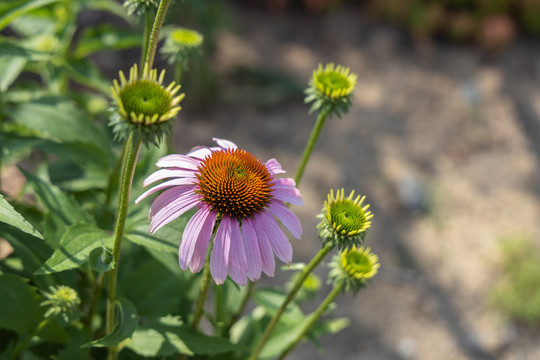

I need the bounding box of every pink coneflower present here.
[136,138,303,286]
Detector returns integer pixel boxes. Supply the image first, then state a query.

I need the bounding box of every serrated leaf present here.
[83,298,139,348]
[74,25,141,59]
[0,0,60,31]
[35,223,112,275]
[126,316,242,357]
[0,194,43,239]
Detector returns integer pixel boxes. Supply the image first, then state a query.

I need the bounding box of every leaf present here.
[88,247,115,274]
[125,230,178,254]
[12,97,111,159]
[126,316,243,357]
[0,194,43,239]
[74,25,141,59]
[0,56,25,91]
[83,298,139,348]
[0,0,60,31]
[0,272,68,342]
[35,223,112,275]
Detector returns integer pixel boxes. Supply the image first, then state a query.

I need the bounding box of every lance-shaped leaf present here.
[35,223,112,275]
[0,194,43,239]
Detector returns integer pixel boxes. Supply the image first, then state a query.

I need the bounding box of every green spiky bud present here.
[123,0,159,16]
[41,285,80,321]
[305,63,357,118]
[329,246,380,294]
[109,63,185,146]
[317,189,373,251]
[161,27,204,67]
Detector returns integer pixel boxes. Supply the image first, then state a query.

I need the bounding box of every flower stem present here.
[277,280,344,360]
[294,110,329,186]
[191,229,217,331]
[221,281,254,336]
[248,242,334,360]
[9,316,52,360]
[140,10,154,73]
[145,0,172,70]
[106,133,141,360]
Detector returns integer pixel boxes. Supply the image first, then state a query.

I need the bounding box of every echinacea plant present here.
[0,1,380,359]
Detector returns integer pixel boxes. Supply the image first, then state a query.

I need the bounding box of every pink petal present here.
[186,146,212,160]
[179,206,215,271]
[156,154,201,170]
[265,159,286,175]
[268,200,302,239]
[252,216,275,277]
[143,168,197,187]
[272,187,303,206]
[242,218,262,281]
[149,192,200,233]
[188,210,216,272]
[210,216,233,284]
[256,212,293,264]
[227,218,247,286]
[213,138,237,149]
[149,186,197,217]
[135,178,196,204]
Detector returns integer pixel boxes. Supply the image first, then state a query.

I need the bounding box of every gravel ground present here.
[172,5,540,360]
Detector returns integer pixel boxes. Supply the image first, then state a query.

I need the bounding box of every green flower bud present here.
[329,246,380,294]
[109,63,185,146]
[161,27,204,67]
[123,0,159,16]
[41,285,81,321]
[305,63,357,118]
[317,189,373,251]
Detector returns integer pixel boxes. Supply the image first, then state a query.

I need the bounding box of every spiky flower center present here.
[341,247,379,280]
[312,63,357,100]
[316,72,350,92]
[171,28,203,47]
[196,149,273,219]
[328,199,369,235]
[119,80,172,119]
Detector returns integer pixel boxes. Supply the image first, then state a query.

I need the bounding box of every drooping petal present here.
[265,158,286,175]
[272,185,303,206]
[135,178,196,204]
[268,200,302,239]
[149,192,200,233]
[213,138,237,149]
[256,211,293,264]
[149,186,197,217]
[210,216,232,284]
[186,146,212,160]
[143,168,197,187]
[252,216,275,277]
[227,219,247,286]
[188,209,217,273]
[179,206,215,270]
[242,218,262,281]
[156,154,201,170]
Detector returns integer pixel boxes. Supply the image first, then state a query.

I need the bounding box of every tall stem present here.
[277,281,344,360]
[191,229,217,331]
[248,243,334,360]
[145,0,172,70]
[10,316,52,360]
[106,133,141,360]
[294,110,329,186]
[140,10,154,72]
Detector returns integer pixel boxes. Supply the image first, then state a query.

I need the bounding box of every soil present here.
[172,4,540,360]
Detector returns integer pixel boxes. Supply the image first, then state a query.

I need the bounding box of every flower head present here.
[305,63,357,118]
[41,285,80,321]
[136,138,303,286]
[109,63,185,146]
[123,0,158,16]
[329,246,380,294]
[161,27,204,67]
[317,189,373,251]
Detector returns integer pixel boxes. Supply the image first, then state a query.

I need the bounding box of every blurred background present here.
[5,0,540,358]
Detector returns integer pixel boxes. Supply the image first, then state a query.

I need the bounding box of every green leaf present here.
[12,96,111,158]
[83,298,139,348]
[126,316,242,357]
[81,0,134,25]
[0,0,60,31]
[0,194,43,239]
[74,25,141,59]
[88,247,115,274]
[0,272,68,342]
[0,56,25,91]
[35,223,112,275]
[125,230,178,254]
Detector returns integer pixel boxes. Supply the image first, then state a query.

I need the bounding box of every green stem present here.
[145,0,172,70]
[294,110,329,186]
[248,243,334,360]
[221,281,254,336]
[10,316,52,360]
[140,10,154,73]
[85,273,104,329]
[191,228,217,331]
[277,281,344,360]
[106,133,142,360]
[174,61,182,85]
